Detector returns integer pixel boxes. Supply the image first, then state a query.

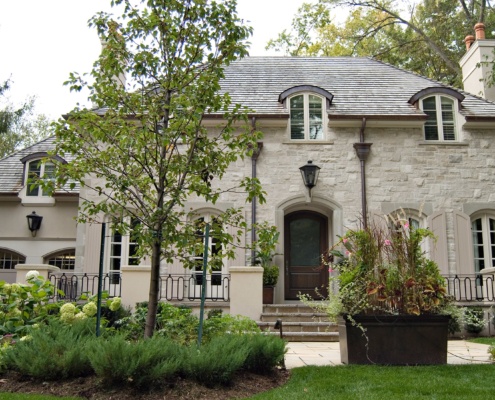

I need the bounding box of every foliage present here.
[118,302,260,344]
[252,222,281,286]
[303,213,451,321]
[267,0,495,86]
[46,0,264,338]
[58,292,122,326]
[184,335,249,387]
[3,319,95,380]
[88,334,183,388]
[0,275,61,339]
[242,334,287,374]
[464,307,486,334]
[0,79,53,158]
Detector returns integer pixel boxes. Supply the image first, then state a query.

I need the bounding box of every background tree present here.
[268,0,495,86]
[50,0,264,338]
[0,80,52,158]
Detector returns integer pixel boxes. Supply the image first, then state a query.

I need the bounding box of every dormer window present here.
[290,94,324,140]
[279,86,333,142]
[421,95,456,141]
[26,160,55,197]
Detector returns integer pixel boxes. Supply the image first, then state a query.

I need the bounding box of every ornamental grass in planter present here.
[304,212,453,365]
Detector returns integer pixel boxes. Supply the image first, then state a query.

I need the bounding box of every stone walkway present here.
[285,340,493,368]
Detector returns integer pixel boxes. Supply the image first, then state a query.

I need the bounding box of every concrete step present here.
[258,321,337,333]
[260,312,331,323]
[263,330,339,342]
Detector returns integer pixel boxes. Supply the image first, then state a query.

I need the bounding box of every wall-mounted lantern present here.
[299,160,321,196]
[26,211,43,237]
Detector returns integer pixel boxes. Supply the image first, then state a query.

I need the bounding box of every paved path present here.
[285,340,493,369]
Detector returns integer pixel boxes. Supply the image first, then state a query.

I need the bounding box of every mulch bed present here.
[0,369,291,399]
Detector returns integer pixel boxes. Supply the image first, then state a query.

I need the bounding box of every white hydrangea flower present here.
[25,270,40,281]
[20,335,32,342]
[82,302,97,317]
[60,303,76,315]
[74,312,87,321]
[60,312,75,324]
[109,297,122,312]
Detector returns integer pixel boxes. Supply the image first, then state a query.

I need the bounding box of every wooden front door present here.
[284,211,328,300]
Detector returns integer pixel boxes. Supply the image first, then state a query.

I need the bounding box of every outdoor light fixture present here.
[26,211,43,237]
[299,160,321,195]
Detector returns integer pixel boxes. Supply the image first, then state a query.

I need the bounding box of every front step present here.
[258,304,339,342]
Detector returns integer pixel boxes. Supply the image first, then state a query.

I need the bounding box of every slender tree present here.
[50,0,264,338]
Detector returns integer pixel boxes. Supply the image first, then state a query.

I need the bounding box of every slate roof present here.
[0,136,78,195]
[216,56,495,120]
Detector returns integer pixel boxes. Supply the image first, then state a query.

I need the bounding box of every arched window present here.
[25,160,55,197]
[289,93,325,140]
[420,95,457,141]
[0,249,25,269]
[471,214,495,273]
[44,249,76,270]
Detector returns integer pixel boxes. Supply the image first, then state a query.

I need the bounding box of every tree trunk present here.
[144,238,161,338]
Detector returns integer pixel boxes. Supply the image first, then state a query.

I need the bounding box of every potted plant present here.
[253,223,280,304]
[307,213,453,365]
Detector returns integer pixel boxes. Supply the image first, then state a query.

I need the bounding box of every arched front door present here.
[284,211,328,300]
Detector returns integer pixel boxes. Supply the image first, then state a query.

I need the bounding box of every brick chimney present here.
[460,23,495,101]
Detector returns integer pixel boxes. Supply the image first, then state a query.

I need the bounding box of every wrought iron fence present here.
[442,274,495,302]
[159,273,230,302]
[47,272,122,301]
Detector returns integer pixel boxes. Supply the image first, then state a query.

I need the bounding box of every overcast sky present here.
[0,0,312,120]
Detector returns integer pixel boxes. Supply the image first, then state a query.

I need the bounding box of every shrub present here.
[185,335,249,387]
[243,334,287,374]
[201,314,261,343]
[4,319,94,379]
[465,307,486,334]
[88,335,183,388]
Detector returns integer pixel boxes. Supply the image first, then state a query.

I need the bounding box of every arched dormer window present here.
[279,86,333,141]
[409,88,464,142]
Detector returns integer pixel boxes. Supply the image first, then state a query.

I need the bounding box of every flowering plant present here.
[314,214,450,321]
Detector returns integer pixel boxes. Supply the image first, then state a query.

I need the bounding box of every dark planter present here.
[338,314,450,365]
[263,286,275,304]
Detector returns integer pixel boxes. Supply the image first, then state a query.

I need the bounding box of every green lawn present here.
[468,337,495,346]
[3,364,495,400]
[251,364,495,400]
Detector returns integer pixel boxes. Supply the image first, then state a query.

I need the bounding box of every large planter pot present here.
[263,286,275,304]
[338,314,450,365]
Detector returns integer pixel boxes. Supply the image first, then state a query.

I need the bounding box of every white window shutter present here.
[427,211,449,274]
[453,210,475,275]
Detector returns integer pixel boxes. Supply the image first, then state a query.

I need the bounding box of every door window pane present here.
[290,218,320,266]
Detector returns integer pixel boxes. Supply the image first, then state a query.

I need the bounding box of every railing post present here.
[15,264,60,284]
[121,266,151,311]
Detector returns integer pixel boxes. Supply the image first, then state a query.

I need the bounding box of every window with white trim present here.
[193,214,224,286]
[471,214,495,273]
[45,249,76,270]
[420,95,457,141]
[289,94,325,140]
[0,249,25,270]
[107,218,140,284]
[25,160,55,197]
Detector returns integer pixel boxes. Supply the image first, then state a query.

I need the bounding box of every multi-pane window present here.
[108,219,140,283]
[0,249,25,269]
[472,215,495,273]
[193,215,222,286]
[421,95,456,141]
[290,94,324,140]
[45,250,76,270]
[25,160,55,197]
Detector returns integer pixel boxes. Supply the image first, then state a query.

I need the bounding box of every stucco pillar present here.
[15,264,60,284]
[229,266,263,321]
[121,266,151,310]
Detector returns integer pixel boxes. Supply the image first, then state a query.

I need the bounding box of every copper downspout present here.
[353,118,372,229]
[250,117,263,264]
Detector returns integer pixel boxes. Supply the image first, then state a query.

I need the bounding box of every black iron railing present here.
[48,272,122,301]
[442,274,495,302]
[159,273,230,302]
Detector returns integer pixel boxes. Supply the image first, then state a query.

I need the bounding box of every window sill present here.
[418,141,468,146]
[20,196,56,207]
[283,140,335,145]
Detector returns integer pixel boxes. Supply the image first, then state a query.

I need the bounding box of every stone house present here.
[1,25,495,320]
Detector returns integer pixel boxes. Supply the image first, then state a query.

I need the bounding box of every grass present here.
[250,364,495,400]
[467,337,495,346]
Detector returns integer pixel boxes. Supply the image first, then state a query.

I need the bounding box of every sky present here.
[0,0,310,120]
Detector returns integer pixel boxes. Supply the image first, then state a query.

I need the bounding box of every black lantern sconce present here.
[299,160,321,196]
[26,211,43,237]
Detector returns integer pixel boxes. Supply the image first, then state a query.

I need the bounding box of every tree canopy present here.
[267,0,495,86]
[50,0,263,337]
[0,80,52,158]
